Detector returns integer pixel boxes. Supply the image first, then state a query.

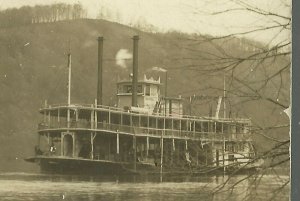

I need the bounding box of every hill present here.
[0,19,290,171]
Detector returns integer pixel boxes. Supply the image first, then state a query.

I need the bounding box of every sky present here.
[0,0,291,46]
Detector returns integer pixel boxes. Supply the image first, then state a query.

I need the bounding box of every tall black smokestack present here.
[132,35,139,107]
[97,36,103,106]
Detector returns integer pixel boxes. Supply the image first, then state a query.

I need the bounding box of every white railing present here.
[38,121,252,142]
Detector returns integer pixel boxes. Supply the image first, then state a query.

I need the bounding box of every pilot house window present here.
[145,84,150,96]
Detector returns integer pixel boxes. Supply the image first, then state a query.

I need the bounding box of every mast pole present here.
[223,74,226,118]
[223,73,226,174]
[67,52,72,106]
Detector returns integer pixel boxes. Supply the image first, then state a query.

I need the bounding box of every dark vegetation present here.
[0,5,289,172]
[0,3,86,27]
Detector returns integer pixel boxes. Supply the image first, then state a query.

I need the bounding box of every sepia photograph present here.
[0,0,291,200]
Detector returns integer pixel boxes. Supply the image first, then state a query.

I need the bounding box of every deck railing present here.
[40,103,251,123]
[38,121,252,142]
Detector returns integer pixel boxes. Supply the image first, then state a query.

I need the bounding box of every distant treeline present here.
[0,3,87,27]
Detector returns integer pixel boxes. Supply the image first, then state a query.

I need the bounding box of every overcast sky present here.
[0,0,291,46]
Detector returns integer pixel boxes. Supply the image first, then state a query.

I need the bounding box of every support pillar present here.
[91,132,94,159]
[58,109,60,124]
[117,132,119,154]
[94,110,98,129]
[75,110,78,122]
[67,109,70,128]
[223,138,226,172]
[91,107,94,129]
[172,138,175,151]
[160,137,164,174]
[133,135,137,171]
[72,133,76,158]
[146,136,149,158]
[48,111,51,127]
[61,133,64,156]
[90,133,97,160]
[108,110,111,124]
[47,132,50,145]
[185,139,188,150]
[171,138,175,165]
[44,111,46,124]
[37,134,41,149]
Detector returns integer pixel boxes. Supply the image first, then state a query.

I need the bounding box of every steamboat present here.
[25,36,259,175]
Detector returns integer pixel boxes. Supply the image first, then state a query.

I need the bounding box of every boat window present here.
[195,121,201,132]
[137,85,142,93]
[165,119,172,129]
[216,122,222,133]
[140,116,148,127]
[202,122,208,132]
[223,123,229,133]
[236,123,243,134]
[228,155,235,162]
[226,144,234,152]
[181,120,187,131]
[124,85,132,93]
[118,85,122,93]
[145,84,150,96]
[237,143,244,151]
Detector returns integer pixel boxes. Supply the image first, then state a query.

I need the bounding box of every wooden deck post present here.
[223,136,226,173]
[185,139,188,150]
[90,133,97,160]
[160,137,164,174]
[206,149,208,165]
[108,109,111,124]
[67,109,70,128]
[38,134,41,149]
[117,132,119,154]
[108,138,111,160]
[44,111,46,124]
[75,109,78,122]
[179,119,182,134]
[147,114,149,134]
[91,132,94,159]
[94,110,97,129]
[58,109,60,123]
[133,135,137,171]
[48,111,51,127]
[120,113,123,125]
[72,133,76,158]
[61,133,64,156]
[196,151,199,166]
[160,117,165,174]
[172,138,175,151]
[193,120,196,137]
[47,132,50,145]
[146,136,149,158]
[91,109,94,129]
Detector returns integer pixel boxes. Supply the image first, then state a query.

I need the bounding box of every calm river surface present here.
[0,172,289,201]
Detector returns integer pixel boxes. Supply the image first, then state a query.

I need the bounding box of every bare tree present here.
[174,0,291,200]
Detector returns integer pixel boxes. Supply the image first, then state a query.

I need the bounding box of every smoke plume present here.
[115,49,132,69]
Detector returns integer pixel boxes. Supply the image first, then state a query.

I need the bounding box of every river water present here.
[0,172,289,201]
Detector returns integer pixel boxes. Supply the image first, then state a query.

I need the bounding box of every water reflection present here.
[0,172,289,201]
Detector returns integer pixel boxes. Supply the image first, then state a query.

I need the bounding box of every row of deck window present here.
[117,84,159,96]
[42,109,250,134]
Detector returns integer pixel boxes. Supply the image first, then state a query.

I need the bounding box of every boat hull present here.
[25,156,156,175]
[25,156,259,176]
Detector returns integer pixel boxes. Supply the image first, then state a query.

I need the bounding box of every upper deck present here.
[38,103,252,142]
